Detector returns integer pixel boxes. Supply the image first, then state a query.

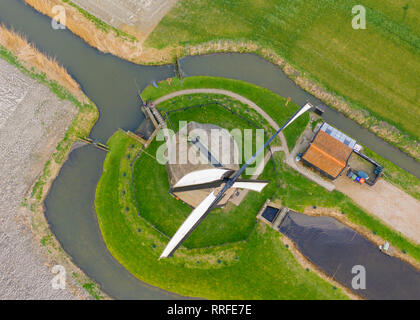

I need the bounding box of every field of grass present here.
[145,0,420,153]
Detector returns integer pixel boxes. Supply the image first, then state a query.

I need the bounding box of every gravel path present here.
[0,59,85,299]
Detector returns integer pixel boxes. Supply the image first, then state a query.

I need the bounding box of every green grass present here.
[96,130,420,299]
[95,130,348,299]
[145,0,420,149]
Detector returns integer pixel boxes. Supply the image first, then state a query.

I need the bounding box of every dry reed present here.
[24,0,143,63]
[0,24,86,102]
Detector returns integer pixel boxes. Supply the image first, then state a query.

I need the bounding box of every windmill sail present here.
[160,192,217,259]
[160,103,312,258]
[174,168,232,188]
[171,179,269,193]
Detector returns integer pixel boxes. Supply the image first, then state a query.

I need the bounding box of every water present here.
[0,0,418,299]
[46,145,178,299]
[279,212,420,299]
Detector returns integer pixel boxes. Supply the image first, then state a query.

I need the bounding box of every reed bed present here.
[25,0,143,63]
[0,24,86,102]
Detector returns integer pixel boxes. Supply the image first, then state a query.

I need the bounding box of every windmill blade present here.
[283,102,313,130]
[174,168,233,188]
[225,103,314,184]
[172,179,269,193]
[160,104,312,258]
[231,180,268,192]
[160,191,218,259]
[171,180,225,193]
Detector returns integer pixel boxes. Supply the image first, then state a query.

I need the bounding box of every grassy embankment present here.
[95,77,420,299]
[145,0,420,160]
[0,26,104,299]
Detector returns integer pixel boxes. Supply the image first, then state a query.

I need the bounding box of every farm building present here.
[302,123,356,180]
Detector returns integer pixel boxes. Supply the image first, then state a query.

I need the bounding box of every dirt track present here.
[0,59,86,299]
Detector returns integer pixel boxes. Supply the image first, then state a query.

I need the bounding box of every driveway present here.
[335,176,420,245]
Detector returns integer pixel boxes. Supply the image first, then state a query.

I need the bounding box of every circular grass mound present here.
[94,78,346,299]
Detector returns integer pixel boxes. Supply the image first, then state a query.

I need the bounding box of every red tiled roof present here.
[303,130,353,178]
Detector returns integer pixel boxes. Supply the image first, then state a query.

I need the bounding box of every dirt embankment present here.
[23,0,177,64]
[0,58,84,299]
[0,26,102,299]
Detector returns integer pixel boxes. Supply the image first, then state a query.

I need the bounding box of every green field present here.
[145,0,420,151]
[95,78,420,299]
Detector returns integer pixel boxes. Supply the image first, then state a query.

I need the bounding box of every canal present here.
[279,211,420,299]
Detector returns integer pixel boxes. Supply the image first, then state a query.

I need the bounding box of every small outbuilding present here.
[302,123,356,180]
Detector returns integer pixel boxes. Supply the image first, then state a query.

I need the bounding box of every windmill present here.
[160,103,313,259]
